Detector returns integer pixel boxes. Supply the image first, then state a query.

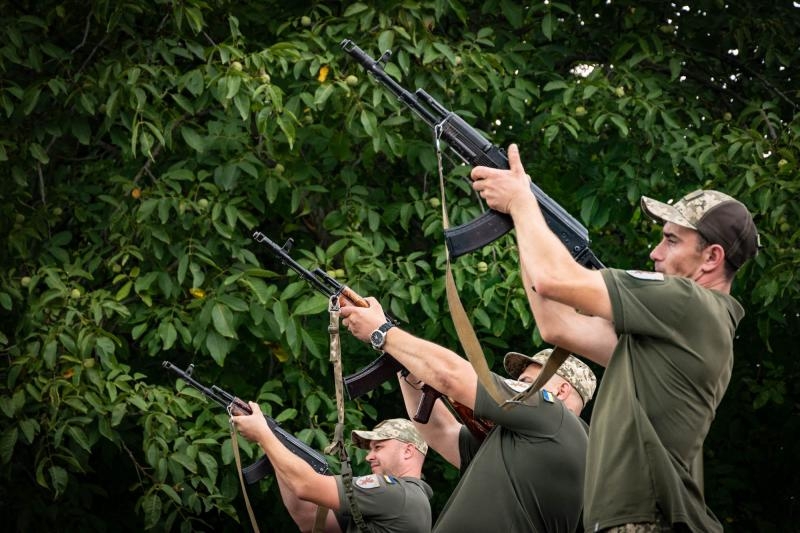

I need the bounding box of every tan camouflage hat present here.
[503,348,597,404]
[351,418,428,455]
[641,189,759,269]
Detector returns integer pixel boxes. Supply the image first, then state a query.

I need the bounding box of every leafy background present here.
[1,1,798,531]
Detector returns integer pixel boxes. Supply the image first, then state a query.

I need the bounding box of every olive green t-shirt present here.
[583,269,744,532]
[434,373,588,533]
[334,473,433,533]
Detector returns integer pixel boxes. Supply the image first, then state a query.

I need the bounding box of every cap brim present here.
[641,196,697,229]
[351,429,383,450]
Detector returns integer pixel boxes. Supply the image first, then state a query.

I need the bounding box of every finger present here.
[507,143,526,175]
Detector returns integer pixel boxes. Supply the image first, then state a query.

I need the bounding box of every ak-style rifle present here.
[340,39,604,269]
[251,231,492,441]
[163,360,331,483]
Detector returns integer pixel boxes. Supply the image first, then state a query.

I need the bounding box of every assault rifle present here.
[340,39,604,269]
[163,360,331,483]
[251,231,492,440]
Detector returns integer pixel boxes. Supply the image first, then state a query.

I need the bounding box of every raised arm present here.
[471,144,617,366]
[339,298,478,409]
[231,403,341,531]
[520,261,617,367]
[397,371,463,467]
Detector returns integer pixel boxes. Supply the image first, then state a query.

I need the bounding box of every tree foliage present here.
[1,1,798,531]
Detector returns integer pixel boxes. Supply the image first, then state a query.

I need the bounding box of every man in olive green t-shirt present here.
[233,412,432,532]
[340,285,598,532]
[471,144,760,532]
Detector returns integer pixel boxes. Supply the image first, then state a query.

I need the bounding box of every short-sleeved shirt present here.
[334,473,433,532]
[433,373,589,533]
[583,269,744,533]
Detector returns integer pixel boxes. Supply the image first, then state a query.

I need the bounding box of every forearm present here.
[275,475,331,532]
[382,328,477,407]
[259,430,340,510]
[398,372,463,467]
[521,265,617,366]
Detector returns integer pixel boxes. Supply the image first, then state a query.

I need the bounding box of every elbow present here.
[531,272,560,300]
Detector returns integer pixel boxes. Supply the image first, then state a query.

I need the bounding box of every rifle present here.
[162,360,331,483]
[251,231,492,440]
[340,39,604,269]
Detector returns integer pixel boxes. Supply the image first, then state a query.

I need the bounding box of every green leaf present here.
[181,126,205,153]
[0,427,18,463]
[293,294,329,316]
[211,303,236,338]
[142,492,163,530]
[29,143,49,164]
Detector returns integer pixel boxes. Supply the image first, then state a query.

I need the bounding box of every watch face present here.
[370,330,384,347]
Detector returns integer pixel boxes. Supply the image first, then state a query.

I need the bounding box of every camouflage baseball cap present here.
[503,348,597,404]
[641,189,760,270]
[351,418,428,455]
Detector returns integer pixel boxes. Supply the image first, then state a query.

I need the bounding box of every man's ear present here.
[556,381,572,401]
[703,243,726,272]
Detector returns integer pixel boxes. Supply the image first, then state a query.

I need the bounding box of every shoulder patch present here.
[625,270,665,281]
[541,389,555,403]
[383,475,397,484]
[503,378,530,393]
[354,474,380,489]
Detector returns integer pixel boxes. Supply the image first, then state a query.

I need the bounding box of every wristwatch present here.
[369,321,395,351]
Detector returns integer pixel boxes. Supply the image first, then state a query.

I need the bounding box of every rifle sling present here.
[321,297,367,533]
[229,416,261,533]
[435,130,504,405]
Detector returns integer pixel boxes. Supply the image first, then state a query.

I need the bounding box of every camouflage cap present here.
[641,189,760,269]
[503,348,597,404]
[351,418,428,455]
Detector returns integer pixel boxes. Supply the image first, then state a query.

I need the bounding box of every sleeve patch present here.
[625,270,665,281]
[354,475,380,489]
[541,390,555,403]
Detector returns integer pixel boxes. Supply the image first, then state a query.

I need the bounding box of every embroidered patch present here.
[504,378,530,393]
[625,270,665,281]
[355,475,380,489]
[542,390,554,403]
[383,475,397,484]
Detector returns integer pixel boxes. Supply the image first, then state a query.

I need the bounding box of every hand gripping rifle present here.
[340,39,604,269]
[251,231,492,440]
[163,361,331,483]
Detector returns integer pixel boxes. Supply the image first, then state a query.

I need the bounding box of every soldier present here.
[340,287,597,532]
[470,143,760,532]
[232,412,432,533]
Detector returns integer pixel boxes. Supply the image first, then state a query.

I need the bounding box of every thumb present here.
[507,143,526,174]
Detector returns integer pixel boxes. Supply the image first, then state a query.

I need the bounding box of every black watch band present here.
[369,321,395,351]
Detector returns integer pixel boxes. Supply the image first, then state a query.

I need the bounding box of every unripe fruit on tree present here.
[83,358,96,368]
[477,261,489,273]
[615,86,625,97]
[300,16,311,27]
[335,269,346,278]
[429,197,441,208]
[274,163,285,175]
[198,198,209,209]
[70,288,81,298]
[723,112,732,121]
[52,207,63,216]
[231,61,243,72]
[112,264,122,273]
[21,276,31,287]
[575,106,587,117]
[15,214,25,223]
[345,75,359,87]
